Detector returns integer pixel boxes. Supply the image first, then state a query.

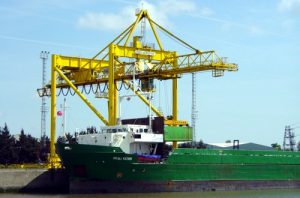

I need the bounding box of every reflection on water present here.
[0,189,300,198]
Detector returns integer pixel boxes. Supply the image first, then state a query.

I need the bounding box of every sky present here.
[0,0,299,146]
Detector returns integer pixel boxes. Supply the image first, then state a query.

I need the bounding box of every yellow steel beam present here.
[145,12,164,50]
[98,22,135,62]
[164,119,188,126]
[158,63,238,75]
[113,44,176,61]
[149,18,198,52]
[54,51,237,88]
[153,51,238,75]
[172,78,178,121]
[55,67,109,125]
[124,10,144,47]
[108,45,116,125]
[173,141,178,149]
[114,81,118,123]
[93,22,135,60]
[67,22,134,73]
[50,55,57,169]
[56,55,109,70]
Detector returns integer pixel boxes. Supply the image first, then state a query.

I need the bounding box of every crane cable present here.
[91,84,98,94]
[83,85,92,94]
[157,27,192,51]
[61,87,70,96]
[56,88,62,96]
[151,19,198,52]
[69,87,76,96]
[123,81,130,90]
[55,81,124,97]
[116,82,123,91]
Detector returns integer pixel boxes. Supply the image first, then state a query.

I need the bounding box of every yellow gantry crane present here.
[38,9,238,168]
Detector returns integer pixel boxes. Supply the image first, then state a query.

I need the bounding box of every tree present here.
[0,123,16,164]
[39,135,50,162]
[79,126,98,135]
[179,140,207,149]
[0,123,49,164]
[57,133,76,144]
[271,143,281,150]
[197,139,207,149]
[87,126,98,134]
[297,141,300,151]
[16,129,40,163]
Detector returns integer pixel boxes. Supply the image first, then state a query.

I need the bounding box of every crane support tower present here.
[283,125,296,151]
[37,9,238,168]
[40,51,49,148]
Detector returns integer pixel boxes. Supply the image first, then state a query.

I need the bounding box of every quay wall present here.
[0,169,69,193]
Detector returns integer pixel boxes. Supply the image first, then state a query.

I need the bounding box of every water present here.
[0,190,300,198]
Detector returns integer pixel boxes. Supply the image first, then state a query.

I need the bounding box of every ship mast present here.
[62,98,67,135]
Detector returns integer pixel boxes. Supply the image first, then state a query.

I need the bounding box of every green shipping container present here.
[164,126,193,141]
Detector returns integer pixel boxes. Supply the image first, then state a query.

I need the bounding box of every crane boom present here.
[47,50,236,88]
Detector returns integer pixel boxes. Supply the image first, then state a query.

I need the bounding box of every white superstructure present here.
[77,125,163,155]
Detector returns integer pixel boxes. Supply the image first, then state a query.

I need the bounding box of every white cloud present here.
[278,0,300,13]
[249,25,263,35]
[77,0,203,31]
[277,0,299,33]
[78,12,134,31]
[199,7,214,17]
[159,0,196,15]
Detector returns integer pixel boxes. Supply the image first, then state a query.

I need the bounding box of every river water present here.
[0,190,300,198]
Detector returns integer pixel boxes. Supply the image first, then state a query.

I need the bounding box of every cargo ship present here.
[40,9,300,193]
[56,118,300,193]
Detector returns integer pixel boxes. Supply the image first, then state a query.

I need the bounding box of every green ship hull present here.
[56,143,300,193]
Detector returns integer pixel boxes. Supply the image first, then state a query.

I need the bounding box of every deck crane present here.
[37,9,238,168]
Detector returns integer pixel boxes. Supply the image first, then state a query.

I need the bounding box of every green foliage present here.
[271,143,282,150]
[0,123,49,165]
[0,123,16,164]
[39,135,50,162]
[57,133,76,144]
[79,126,98,135]
[16,129,40,163]
[179,140,207,149]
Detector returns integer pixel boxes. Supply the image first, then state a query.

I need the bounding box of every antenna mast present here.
[62,98,67,135]
[191,72,198,146]
[140,0,146,44]
[40,51,49,147]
